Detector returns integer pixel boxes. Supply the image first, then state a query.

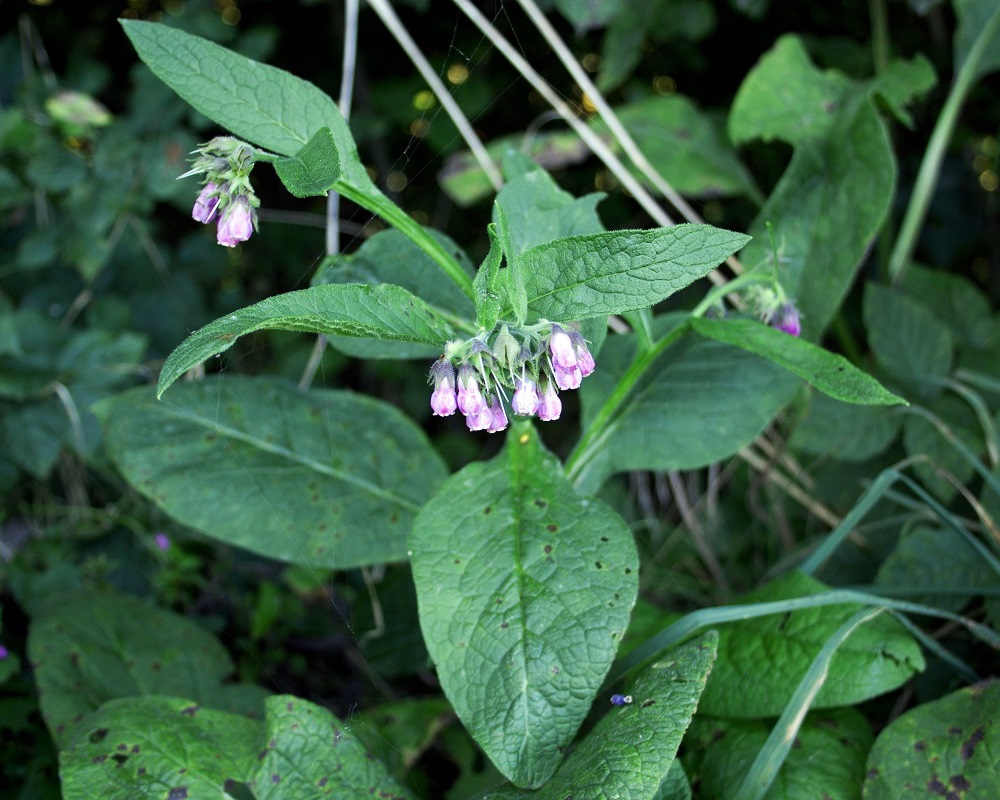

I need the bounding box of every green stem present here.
[333,179,476,301]
[887,5,1000,284]
[565,320,692,485]
[869,0,890,75]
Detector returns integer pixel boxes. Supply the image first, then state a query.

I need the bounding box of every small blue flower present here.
[610,693,632,706]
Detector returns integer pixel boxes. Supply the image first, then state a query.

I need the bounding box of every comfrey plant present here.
[66,20,917,800]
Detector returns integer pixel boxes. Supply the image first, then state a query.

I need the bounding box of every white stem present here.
[367,0,503,192]
[327,0,360,257]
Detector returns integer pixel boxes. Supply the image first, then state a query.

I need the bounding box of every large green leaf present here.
[313,228,474,359]
[697,572,925,718]
[575,322,798,492]
[410,424,639,788]
[688,708,873,800]
[29,588,267,749]
[515,225,750,322]
[96,377,446,569]
[155,284,456,397]
[789,392,902,462]
[247,695,415,799]
[690,318,905,405]
[864,680,1000,799]
[59,696,262,800]
[480,633,718,800]
[954,0,1000,82]
[730,36,898,338]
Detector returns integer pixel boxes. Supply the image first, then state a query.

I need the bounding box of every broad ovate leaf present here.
[410,424,639,788]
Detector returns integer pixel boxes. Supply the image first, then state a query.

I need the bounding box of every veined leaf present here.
[690,317,905,405]
[97,377,446,570]
[515,225,750,322]
[410,424,639,788]
[156,284,455,397]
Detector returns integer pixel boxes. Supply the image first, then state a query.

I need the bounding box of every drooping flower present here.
[548,325,578,371]
[216,196,256,247]
[465,403,493,431]
[537,378,562,421]
[487,397,508,433]
[512,375,540,417]
[192,182,222,224]
[457,363,487,416]
[570,332,596,377]
[771,303,801,337]
[429,359,458,417]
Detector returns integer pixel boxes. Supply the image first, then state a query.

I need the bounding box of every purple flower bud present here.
[487,397,508,433]
[192,182,221,224]
[466,404,493,431]
[570,333,596,377]
[512,376,540,417]
[549,326,578,371]
[429,360,458,417]
[537,380,562,421]
[216,196,255,247]
[553,364,582,391]
[457,364,487,416]
[154,533,171,551]
[772,303,801,337]
[0,644,8,660]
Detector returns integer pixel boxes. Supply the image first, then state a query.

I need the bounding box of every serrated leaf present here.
[96,377,446,569]
[273,126,341,197]
[247,695,415,799]
[29,588,267,749]
[690,318,905,405]
[515,225,750,322]
[410,425,639,788]
[864,680,1000,799]
[697,572,925,719]
[689,708,873,800]
[59,696,262,800]
[576,321,798,492]
[480,633,718,800]
[155,284,455,396]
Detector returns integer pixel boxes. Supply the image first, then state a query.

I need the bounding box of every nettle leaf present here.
[864,680,1000,799]
[247,695,415,799]
[690,318,905,405]
[155,284,455,397]
[96,377,446,570]
[29,588,267,749]
[312,228,474,359]
[576,320,798,492]
[689,708,872,800]
[410,425,639,788]
[272,126,341,197]
[730,35,898,338]
[515,225,750,322]
[59,696,261,800]
[698,572,925,719]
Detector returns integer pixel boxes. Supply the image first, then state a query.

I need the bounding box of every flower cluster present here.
[181,136,260,247]
[429,322,595,433]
